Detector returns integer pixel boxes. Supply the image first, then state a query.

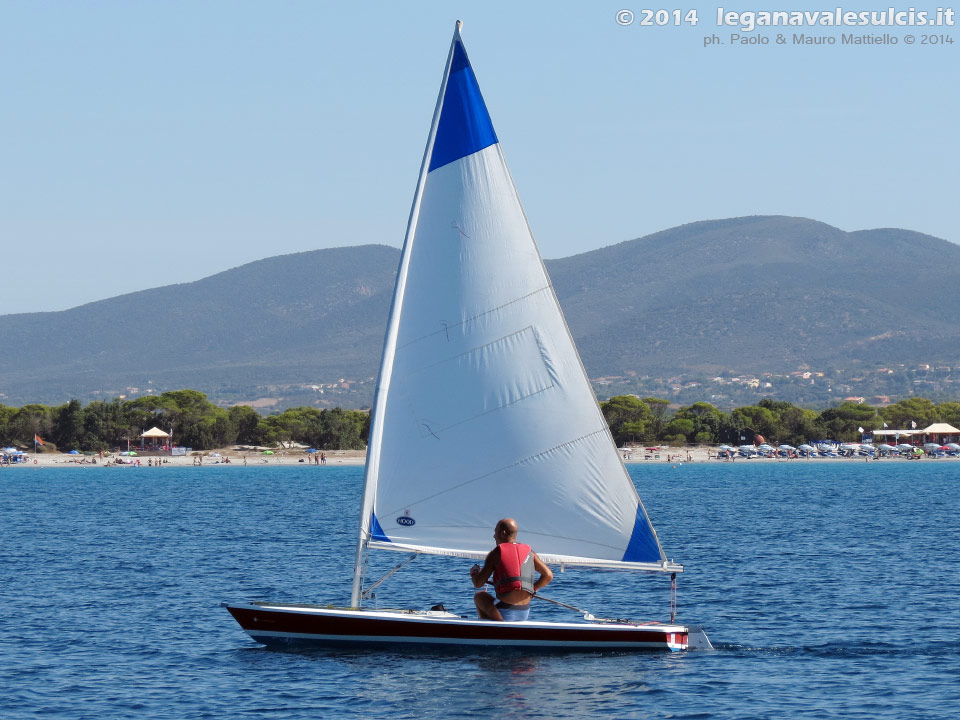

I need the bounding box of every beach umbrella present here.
[946,443,960,451]
[68,450,80,455]
[262,450,275,455]
[306,448,319,453]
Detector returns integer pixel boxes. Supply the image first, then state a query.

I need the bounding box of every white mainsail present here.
[352,24,678,606]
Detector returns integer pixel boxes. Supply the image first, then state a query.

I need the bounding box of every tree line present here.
[2,390,958,453]
[600,396,960,447]
[0,390,369,452]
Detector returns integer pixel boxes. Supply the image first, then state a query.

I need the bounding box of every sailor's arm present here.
[532,552,553,593]
[470,548,498,589]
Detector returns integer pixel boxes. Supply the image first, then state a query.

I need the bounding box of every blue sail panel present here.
[621,506,662,564]
[370,512,390,542]
[428,40,498,171]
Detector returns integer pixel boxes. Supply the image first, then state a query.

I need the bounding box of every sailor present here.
[469,518,553,621]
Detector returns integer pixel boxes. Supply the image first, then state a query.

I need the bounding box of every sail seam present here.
[387,524,630,556]
[378,426,610,518]
[396,285,553,350]
[418,383,554,437]
[413,326,541,372]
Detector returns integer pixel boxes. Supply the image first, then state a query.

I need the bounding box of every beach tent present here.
[68,450,80,455]
[141,426,171,449]
[920,423,960,444]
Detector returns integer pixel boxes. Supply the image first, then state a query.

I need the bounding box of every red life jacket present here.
[493,543,535,594]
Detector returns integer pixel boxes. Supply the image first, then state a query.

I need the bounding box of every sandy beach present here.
[7,445,957,468]
[7,448,368,468]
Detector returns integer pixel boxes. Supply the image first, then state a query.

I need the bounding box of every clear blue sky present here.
[2,1,956,314]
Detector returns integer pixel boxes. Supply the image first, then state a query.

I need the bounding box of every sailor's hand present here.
[469,564,481,577]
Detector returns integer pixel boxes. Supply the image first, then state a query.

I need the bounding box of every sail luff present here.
[350,22,464,608]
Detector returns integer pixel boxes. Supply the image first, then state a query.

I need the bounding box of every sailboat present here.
[224,22,711,652]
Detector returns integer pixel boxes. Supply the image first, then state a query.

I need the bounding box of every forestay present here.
[354,26,678,601]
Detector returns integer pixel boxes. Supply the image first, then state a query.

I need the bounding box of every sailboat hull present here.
[222,602,700,651]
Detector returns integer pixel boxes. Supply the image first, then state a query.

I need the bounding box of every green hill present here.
[1,216,957,408]
[548,216,960,376]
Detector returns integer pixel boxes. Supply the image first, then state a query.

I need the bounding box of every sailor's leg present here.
[474,591,503,620]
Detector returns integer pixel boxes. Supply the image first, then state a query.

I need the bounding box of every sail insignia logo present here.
[396,511,416,527]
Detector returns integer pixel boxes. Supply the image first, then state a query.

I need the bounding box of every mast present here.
[350,21,464,608]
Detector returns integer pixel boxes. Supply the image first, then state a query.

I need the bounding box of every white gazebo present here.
[921,423,960,444]
[140,426,172,450]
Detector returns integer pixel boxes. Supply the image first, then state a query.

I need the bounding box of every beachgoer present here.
[469,518,553,622]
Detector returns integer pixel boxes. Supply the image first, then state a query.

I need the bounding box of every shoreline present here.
[620,446,960,464]
[5,446,957,468]
[4,449,368,468]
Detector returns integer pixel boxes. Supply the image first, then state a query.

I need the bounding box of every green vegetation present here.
[1,389,956,452]
[0,390,369,452]
[600,395,960,446]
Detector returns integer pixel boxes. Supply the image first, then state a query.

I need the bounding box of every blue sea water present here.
[1,462,958,719]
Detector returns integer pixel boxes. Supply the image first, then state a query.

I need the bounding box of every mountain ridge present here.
[1,216,957,408]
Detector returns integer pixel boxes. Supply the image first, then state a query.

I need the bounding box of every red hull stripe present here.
[225,605,688,650]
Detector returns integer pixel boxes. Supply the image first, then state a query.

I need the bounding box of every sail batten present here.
[353,25,676,607]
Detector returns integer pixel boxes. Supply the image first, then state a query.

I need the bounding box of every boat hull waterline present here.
[223,602,710,651]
